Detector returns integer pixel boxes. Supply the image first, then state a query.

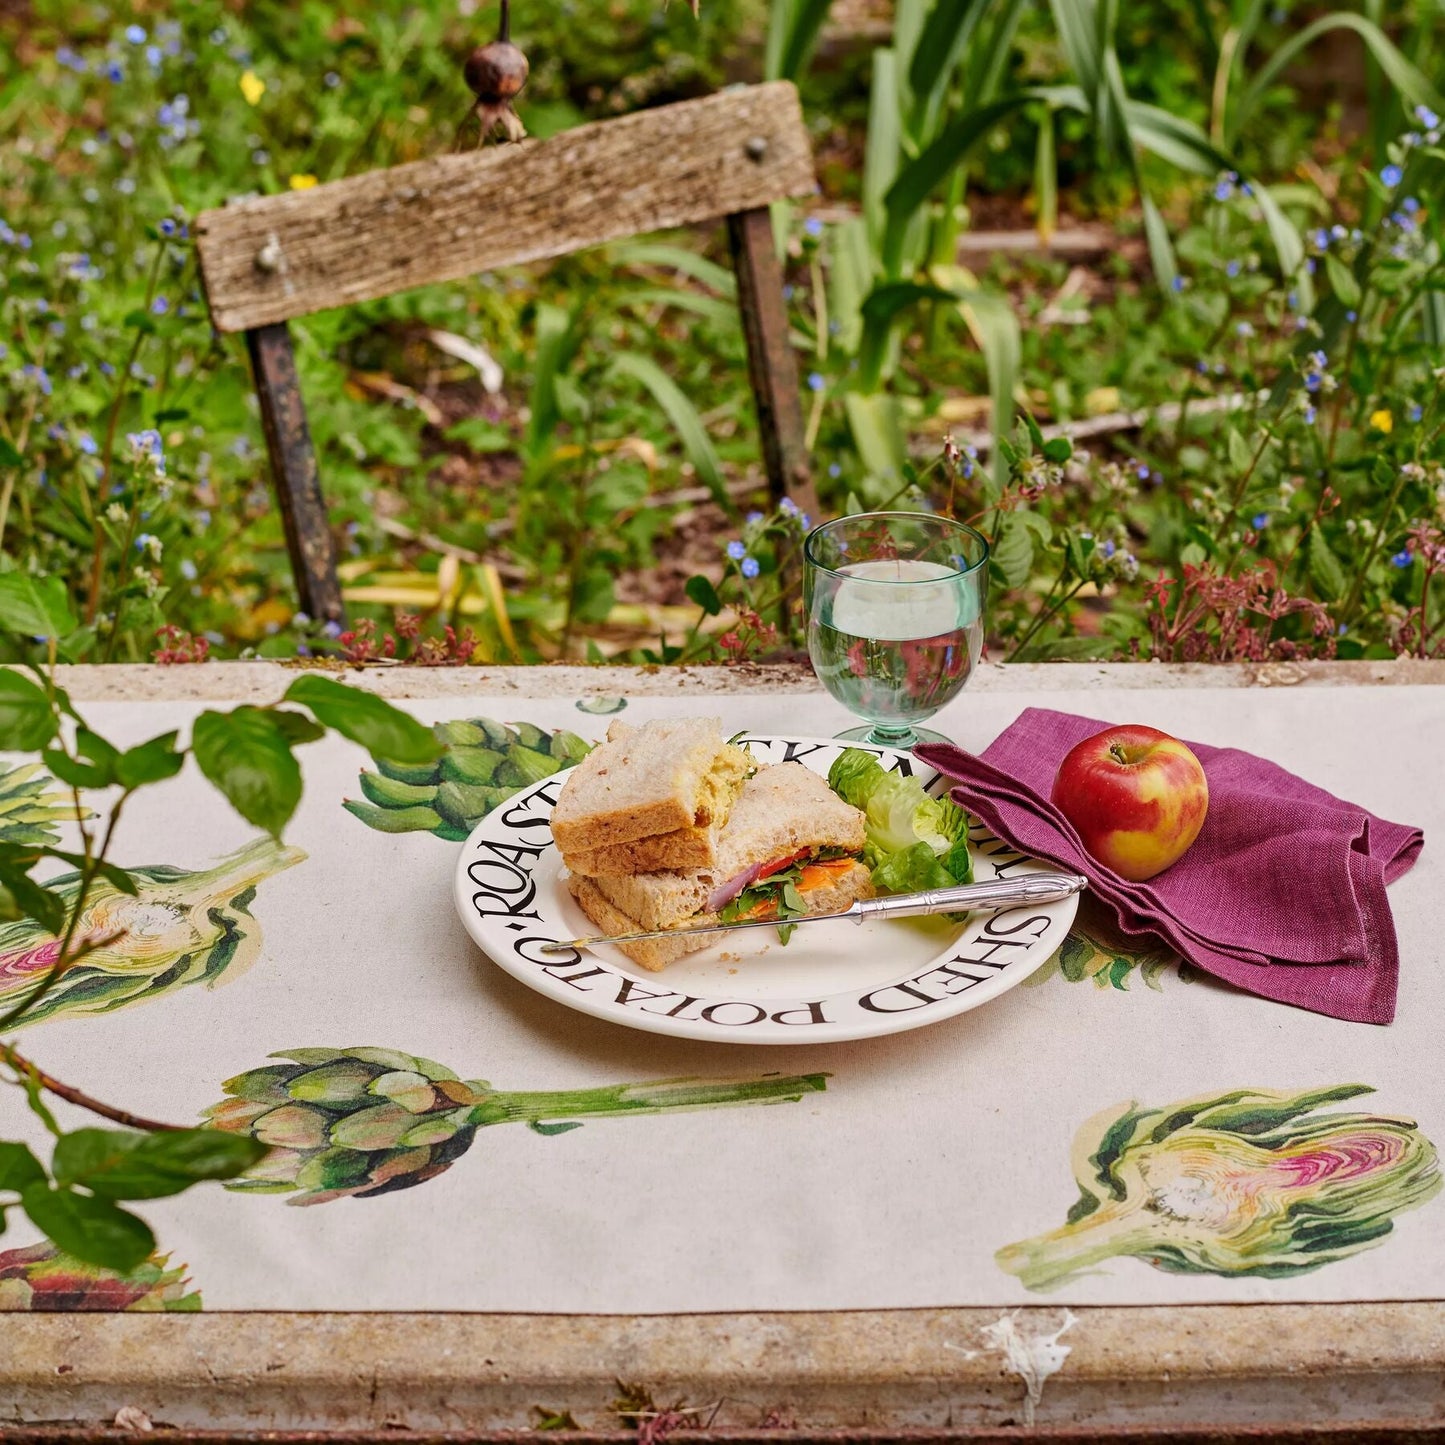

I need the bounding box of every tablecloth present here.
[0,681,1440,1313]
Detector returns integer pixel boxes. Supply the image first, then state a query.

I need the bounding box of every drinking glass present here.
[804,512,989,748]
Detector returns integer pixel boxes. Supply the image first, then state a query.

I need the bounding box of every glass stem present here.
[866,724,918,748]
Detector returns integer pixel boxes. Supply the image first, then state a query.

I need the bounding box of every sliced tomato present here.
[753,848,809,882]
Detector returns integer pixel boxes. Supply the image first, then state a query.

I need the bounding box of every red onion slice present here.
[707,862,763,913]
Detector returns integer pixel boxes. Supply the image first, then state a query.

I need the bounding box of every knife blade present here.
[538,872,1088,955]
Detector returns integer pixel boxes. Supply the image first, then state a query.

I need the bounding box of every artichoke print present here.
[1028,926,1185,993]
[0,761,87,847]
[997,1084,1441,1291]
[0,836,304,1029]
[203,1046,827,1206]
[0,1243,199,1312]
[344,717,593,841]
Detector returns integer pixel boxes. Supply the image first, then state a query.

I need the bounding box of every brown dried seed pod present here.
[464,41,529,103]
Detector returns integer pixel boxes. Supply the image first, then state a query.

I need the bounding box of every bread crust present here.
[563,826,719,877]
[564,860,874,973]
[551,719,749,855]
[565,874,715,972]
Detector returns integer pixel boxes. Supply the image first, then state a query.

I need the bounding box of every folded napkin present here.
[914,709,1424,1024]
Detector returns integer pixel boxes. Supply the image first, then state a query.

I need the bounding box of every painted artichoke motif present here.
[344,718,592,841]
[997,1084,1441,1290]
[204,1046,828,1206]
[0,761,87,847]
[0,836,304,1029]
[0,1243,199,1311]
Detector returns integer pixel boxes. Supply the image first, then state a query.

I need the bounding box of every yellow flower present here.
[289,174,318,190]
[1370,410,1394,434]
[239,70,266,106]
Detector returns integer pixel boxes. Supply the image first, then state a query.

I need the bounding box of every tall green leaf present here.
[829,217,875,357]
[963,0,1030,109]
[936,268,1020,496]
[610,242,737,298]
[1125,102,1304,278]
[843,393,909,491]
[765,0,837,83]
[907,0,989,139]
[1229,14,1445,149]
[883,90,1064,274]
[864,49,904,256]
[525,303,581,460]
[1139,192,1179,295]
[1034,106,1058,243]
[608,353,730,513]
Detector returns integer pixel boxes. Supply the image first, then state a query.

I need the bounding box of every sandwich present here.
[565,761,874,971]
[551,716,753,872]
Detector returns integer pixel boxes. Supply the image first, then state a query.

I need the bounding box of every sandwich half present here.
[551,717,753,869]
[564,762,874,971]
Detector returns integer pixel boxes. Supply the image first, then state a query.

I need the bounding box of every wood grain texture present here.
[246,323,345,622]
[727,207,818,517]
[197,83,816,332]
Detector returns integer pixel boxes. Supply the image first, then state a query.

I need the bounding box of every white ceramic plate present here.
[453,735,1077,1044]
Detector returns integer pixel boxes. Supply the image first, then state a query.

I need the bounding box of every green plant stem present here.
[995,1209,1143,1291]
[1005,578,1085,662]
[1220,425,1277,570]
[0,1046,182,1132]
[558,403,601,660]
[0,393,40,553]
[85,242,167,625]
[0,674,131,1032]
[1341,467,1409,621]
[470,1073,828,1128]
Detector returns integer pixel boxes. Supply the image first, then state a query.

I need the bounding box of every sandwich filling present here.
[715,850,861,942]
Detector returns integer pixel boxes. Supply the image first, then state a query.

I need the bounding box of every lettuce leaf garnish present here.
[827,749,973,893]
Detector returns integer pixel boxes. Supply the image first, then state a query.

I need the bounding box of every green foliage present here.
[0,660,452,1267]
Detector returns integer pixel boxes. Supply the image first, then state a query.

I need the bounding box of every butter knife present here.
[539,872,1088,955]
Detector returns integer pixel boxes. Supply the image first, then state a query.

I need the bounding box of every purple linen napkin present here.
[914,708,1423,1025]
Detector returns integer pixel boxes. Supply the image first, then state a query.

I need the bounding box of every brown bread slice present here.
[562,826,719,877]
[587,762,868,926]
[566,861,874,973]
[550,718,751,856]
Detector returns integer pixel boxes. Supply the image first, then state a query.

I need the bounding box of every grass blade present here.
[883,90,1068,274]
[864,49,904,257]
[610,242,738,298]
[609,352,731,514]
[1034,105,1058,244]
[907,0,988,139]
[1229,14,1445,149]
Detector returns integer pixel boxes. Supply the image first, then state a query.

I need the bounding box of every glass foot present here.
[834,723,952,750]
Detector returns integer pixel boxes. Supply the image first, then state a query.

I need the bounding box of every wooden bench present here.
[195,83,819,624]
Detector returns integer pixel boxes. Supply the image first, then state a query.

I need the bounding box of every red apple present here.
[1050,725,1209,881]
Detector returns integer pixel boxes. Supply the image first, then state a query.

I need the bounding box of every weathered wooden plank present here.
[245,324,345,623]
[197,83,816,333]
[727,207,818,519]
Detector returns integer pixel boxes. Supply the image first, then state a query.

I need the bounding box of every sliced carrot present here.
[797,858,858,890]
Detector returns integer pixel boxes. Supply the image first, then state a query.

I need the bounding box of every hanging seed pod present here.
[464,41,529,104]
[454,0,529,149]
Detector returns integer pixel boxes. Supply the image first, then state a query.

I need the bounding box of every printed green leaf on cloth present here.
[345,717,593,841]
[0,837,303,1029]
[0,763,87,848]
[203,1046,828,1206]
[997,1084,1441,1291]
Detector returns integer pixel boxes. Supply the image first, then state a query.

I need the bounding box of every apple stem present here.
[1109,743,1131,766]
